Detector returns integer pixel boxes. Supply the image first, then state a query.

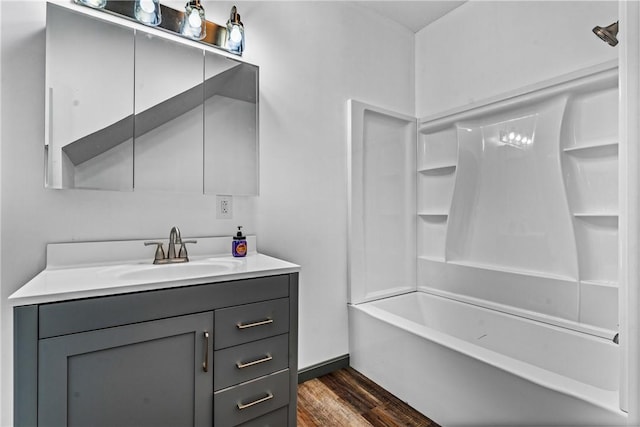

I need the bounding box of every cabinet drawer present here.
[215,334,289,391]
[39,275,289,338]
[214,369,289,427]
[236,406,288,427]
[215,298,289,349]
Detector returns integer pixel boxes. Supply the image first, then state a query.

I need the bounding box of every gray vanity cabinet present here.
[14,273,299,427]
[39,312,214,427]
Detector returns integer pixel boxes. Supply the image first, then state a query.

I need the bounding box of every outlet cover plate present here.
[216,195,233,219]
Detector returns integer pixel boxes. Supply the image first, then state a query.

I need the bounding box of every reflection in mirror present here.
[204,52,258,195]
[134,30,204,193]
[45,4,259,194]
[45,3,134,190]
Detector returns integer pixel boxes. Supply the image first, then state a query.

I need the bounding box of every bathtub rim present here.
[419,283,617,340]
[348,291,626,417]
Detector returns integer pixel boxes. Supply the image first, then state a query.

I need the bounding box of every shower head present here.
[593,21,619,46]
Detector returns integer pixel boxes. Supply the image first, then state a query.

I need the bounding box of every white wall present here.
[240,1,415,371]
[0,0,3,422]
[0,1,414,424]
[416,1,618,118]
[0,2,255,424]
[619,1,640,420]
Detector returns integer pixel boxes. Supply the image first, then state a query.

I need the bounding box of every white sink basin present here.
[101,259,243,282]
[117,263,227,281]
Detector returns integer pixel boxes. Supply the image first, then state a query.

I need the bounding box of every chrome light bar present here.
[75,0,235,55]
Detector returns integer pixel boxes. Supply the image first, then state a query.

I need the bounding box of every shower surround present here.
[348,62,626,425]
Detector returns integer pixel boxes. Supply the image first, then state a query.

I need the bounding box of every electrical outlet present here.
[216,195,233,219]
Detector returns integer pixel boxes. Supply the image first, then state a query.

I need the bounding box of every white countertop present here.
[9,237,299,306]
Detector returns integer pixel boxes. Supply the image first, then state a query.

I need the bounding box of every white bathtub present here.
[348,292,627,426]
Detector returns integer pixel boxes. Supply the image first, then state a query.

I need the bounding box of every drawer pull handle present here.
[236,354,273,369]
[237,392,274,410]
[202,331,209,372]
[236,318,273,329]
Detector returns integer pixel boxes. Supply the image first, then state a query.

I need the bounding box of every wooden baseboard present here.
[297,354,350,384]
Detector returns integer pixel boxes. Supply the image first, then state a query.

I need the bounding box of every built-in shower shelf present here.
[418,255,446,263]
[446,259,577,282]
[580,279,618,288]
[574,214,619,225]
[562,139,618,154]
[418,164,457,175]
[418,212,449,218]
[420,256,578,282]
[573,213,619,218]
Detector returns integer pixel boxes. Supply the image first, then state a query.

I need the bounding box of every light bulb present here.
[75,0,106,9]
[226,6,244,54]
[140,0,155,13]
[135,0,161,26]
[188,9,202,28]
[509,132,515,140]
[515,134,521,142]
[230,25,243,43]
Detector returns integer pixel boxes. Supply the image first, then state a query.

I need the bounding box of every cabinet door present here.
[38,312,213,427]
[133,30,204,193]
[45,3,135,191]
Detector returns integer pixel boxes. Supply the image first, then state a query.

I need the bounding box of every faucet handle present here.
[144,241,166,262]
[178,240,197,259]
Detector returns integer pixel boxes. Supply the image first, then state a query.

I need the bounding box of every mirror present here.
[45,4,135,191]
[45,3,259,195]
[134,31,204,193]
[204,51,258,195]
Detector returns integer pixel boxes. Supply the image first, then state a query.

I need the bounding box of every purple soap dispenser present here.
[232,226,247,257]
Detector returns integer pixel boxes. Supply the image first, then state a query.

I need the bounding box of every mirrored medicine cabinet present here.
[45,2,258,195]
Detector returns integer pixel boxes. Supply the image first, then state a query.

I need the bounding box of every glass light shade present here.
[135,0,162,26]
[181,0,206,41]
[74,0,107,9]
[226,6,244,55]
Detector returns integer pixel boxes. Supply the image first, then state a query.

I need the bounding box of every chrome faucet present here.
[144,226,197,264]
[168,226,181,259]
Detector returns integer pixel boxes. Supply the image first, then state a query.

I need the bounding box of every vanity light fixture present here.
[73,0,244,55]
[226,6,245,55]
[135,0,162,27]
[181,0,207,41]
[74,0,106,9]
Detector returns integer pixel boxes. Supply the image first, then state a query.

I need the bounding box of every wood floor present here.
[297,367,439,427]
